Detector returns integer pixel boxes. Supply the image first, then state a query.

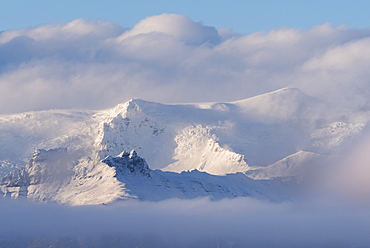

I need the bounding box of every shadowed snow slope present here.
[1,149,295,205]
[0,88,368,205]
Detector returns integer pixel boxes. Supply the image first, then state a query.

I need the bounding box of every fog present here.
[1,195,370,248]
[1,15,370,114]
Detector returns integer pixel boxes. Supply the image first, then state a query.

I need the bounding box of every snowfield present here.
[0,88,367,205]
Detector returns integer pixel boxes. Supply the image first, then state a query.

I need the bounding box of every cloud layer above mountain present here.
[1,14,370,114]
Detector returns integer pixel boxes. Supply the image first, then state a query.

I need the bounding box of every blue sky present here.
[2,0,370,33]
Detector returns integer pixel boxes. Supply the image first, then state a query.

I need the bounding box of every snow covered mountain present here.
[0,88,367,205]
[0,148,294,205]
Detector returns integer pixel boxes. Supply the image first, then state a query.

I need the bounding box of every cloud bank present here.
[1,14,370,114]
[1,196,370,248]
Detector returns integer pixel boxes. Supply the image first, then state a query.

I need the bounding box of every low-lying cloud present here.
[1,196,370,248]
[1,15,370,114]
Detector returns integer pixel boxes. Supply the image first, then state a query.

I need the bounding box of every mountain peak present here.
[233,87,322,122]
[118,149,138,158]
[235,87,313,105]
[102,150,151,178]
[108,98,161,118]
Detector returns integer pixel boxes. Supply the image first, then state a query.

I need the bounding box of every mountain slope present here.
[0,88,368,205]
[1,149,295,205]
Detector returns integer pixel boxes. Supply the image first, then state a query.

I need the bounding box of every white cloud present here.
[0,18,123,44]
[1,15,370,114]
[310,130,370,205]
[117,14,220,45]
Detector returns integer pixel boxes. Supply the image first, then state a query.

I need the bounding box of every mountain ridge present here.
[0,87,367,205]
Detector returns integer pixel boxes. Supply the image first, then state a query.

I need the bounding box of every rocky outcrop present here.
[102,149,151,178]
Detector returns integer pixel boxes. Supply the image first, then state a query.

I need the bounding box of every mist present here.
[1,193,370,248]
